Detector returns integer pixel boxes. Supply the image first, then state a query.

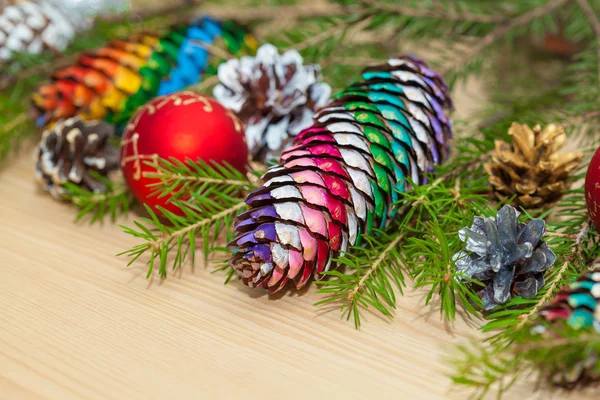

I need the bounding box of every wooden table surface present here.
[3,145,598,400]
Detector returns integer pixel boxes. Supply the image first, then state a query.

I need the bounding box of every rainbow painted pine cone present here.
[229,55,453,292]
[539,267,600,332]
[31,16,258,129]
[535,267,600,386]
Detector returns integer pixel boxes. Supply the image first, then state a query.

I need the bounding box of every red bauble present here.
[585,146,600,230]
[120,91,248,214]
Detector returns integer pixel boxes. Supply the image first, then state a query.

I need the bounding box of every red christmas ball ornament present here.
[120,91,248,214]
[585,145,600,231]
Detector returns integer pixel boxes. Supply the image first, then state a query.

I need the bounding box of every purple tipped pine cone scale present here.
[229,55,454,292]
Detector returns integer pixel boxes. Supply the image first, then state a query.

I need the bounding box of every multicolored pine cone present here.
[31,16,258,130]
[229,55,453,292]
[539,267,600,332]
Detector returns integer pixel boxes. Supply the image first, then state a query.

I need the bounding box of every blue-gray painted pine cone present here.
[454,205,557,310]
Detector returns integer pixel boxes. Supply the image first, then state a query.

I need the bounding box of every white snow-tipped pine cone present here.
[214,43,331,163]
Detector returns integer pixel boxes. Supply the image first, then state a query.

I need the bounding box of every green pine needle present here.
[118,157,257,278]
[62,174,135,223]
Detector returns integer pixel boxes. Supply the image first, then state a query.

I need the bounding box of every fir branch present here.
[440,0,570,78]
[0,55,78,91]
[284,18,353,52]
[63,177,135,223]
[119,196,247,278]
[0,112,30,162]
[347,233,406,302]
[575,0,600,84]
[142,157,255,203]
[190,75,220,93]
[451,326,600,398]
[356,0,507,23]
[481,189,597,342]
[315,227,409,328]
[148,201,246,252]
[119,158,254,278]
[1,112,28,135]
[202,3,362,22]
[101,0,204,23]
[315,141,494,327]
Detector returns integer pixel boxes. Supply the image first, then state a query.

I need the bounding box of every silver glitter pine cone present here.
[454,205,557,310]
[34,116,119,198]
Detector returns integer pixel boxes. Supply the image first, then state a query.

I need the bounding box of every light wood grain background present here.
[3,93,597,400]
[1,2,598,400]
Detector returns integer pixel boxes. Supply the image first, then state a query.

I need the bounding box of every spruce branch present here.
[202,3,362,22]
[0,55,78,91]
[575,0,600,85]
[315,139,495,327]
[315,226,409,328]
[119,157,255,278]
[440,0,570,80]
[101,0,204,23]
[284,18,354,52]
[63,177,135,223]
[482,191,596,342]
[347,233,406,302]
[119,196,247,278]
[1,112,28,135]
[148,200,246,252]
[142,157,256,203]
[0,112,30,161]
[190,75,220,93]
[451,325,600,398]
[356,0,507,23]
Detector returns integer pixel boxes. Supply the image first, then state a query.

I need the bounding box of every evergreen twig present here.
[356,0,507,23]
[118,157,255,278]
[440,0,570,77]
[575,0,600,83]
[63,176,135,223]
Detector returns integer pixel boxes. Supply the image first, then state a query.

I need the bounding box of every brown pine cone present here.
[35,116,119,198]
[484,122,583,209]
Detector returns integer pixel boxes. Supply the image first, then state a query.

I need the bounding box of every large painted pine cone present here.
[31,17,258,129]
[229,55,453,292]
